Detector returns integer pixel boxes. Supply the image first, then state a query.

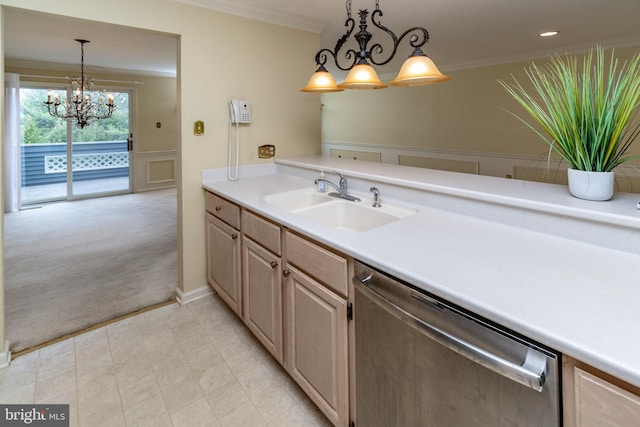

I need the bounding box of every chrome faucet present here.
[370,187,381,207]
[314,172,361,202]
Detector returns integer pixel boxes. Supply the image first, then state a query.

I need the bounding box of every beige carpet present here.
[4,188,177,353]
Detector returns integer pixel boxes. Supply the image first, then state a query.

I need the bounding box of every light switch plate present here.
[193,120,204,136]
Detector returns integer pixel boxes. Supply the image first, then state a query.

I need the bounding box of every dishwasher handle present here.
[355,276,548,392]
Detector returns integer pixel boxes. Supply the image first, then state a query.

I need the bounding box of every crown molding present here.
[5,58,176,78]
[442,35,640,72]
[175,0,326,34]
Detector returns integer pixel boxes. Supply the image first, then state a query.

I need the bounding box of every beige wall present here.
[135,76,178,153]
[0,0,321,354]
[321,46,640,159]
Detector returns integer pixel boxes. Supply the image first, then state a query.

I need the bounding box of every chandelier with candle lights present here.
[45,39,115,128]
[301,0,450,92]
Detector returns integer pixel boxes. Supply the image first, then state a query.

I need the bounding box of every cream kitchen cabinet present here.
[563,356,640,427]
[241,210,283,364]
[205,192,242,316]
[205,191,353,427]
[283,230,351,427]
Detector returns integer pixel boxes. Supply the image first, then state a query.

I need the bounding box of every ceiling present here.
[3,7,178,77]
[5,0,640,78]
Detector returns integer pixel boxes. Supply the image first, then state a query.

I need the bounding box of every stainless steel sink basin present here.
[263,188,418,232]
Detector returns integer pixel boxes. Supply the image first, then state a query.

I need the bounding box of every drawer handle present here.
[283,269,291,277]
[270,261,278,269]
[231,233,238,240]
[215,206,222,211]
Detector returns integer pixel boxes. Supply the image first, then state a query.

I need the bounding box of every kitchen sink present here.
[262,188,334,211]
[295,200,416,232]
[264,188,418,232]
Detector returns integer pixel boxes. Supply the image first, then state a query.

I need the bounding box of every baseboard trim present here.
[176,285,214,305]
[0,340,12,369]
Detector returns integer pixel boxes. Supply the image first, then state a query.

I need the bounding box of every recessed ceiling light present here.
[539,31,559,37]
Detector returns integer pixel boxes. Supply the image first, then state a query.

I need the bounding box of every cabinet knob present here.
[215,206,221,211]
[283,269,291,277]
[270,261,278,269]
[231,233,238,240]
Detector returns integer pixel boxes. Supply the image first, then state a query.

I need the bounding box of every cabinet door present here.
[206,213,241,315]
[242,238,282,363]
[574,367,640,427]
[564,357,640,427]
[285,265,348,427]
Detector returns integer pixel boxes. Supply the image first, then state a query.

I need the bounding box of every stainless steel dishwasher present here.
[353,260,560,426]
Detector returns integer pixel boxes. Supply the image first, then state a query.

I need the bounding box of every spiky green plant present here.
[499,47,640,172]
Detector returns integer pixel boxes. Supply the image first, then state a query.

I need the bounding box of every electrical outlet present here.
[258,145,275,158]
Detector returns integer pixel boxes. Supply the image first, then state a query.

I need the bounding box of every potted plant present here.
[499,46,640,201]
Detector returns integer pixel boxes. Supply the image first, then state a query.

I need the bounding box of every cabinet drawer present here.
[206,191,240,229]
[242,210,282,256]
[285,231,348,297]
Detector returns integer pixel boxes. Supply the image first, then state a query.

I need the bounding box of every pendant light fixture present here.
[45,39,116,128]
[301,0,450,92]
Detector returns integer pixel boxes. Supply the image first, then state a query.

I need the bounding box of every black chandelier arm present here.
[313,46,358,72]
[368,7,430,66]
[334,15,355,57]
[313,15,358,71]
[45,101,60,117]
[370,8,396,45]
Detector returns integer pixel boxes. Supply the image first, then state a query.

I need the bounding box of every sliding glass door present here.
[19,86,132,205]
[71,90,131,197]
[20,86,68,203]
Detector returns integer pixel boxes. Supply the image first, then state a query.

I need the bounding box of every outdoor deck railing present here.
[22,141,129,186]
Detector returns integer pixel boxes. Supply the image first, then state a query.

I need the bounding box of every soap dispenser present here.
[317,171,327,192]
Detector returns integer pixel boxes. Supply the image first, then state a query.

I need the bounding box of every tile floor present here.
[0,295,332,427]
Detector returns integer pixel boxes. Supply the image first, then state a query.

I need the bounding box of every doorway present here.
[3,6,179,354]
[19,85,132,206]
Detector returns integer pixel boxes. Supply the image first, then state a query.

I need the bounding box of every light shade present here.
[300,66,344,93]
[338,63,388,90]
[389,54,451,86]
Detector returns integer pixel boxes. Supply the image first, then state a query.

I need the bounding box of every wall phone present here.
[230,99,251,124]
[228,99,251,181]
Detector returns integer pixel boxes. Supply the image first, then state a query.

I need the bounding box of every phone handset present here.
[230,99,251,124]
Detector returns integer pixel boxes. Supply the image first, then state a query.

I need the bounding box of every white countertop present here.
[202,155,640,388]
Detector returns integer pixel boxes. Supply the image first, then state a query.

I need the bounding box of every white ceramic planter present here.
[567,168,615,201]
